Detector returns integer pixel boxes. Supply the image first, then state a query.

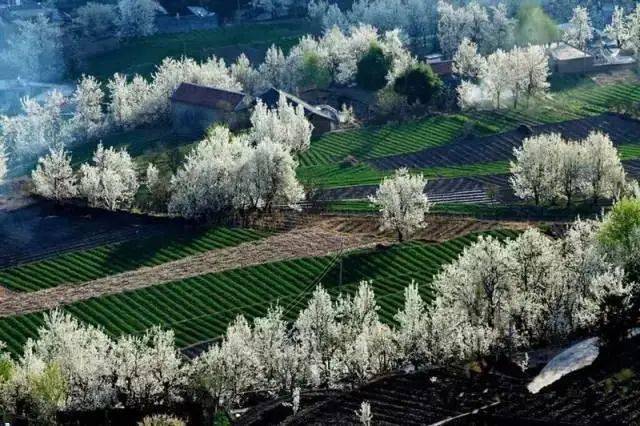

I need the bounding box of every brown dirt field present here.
[315,214,533,242]
[0,215,534,318]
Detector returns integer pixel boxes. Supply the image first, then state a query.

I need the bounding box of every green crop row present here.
[299,115,470,168]
[0,230,519,357]
[0,227,270,293]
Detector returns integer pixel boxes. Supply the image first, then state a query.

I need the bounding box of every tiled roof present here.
[171,82,245,111]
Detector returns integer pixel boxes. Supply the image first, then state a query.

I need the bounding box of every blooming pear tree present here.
[582,132,626,204]
[169,126,304,220]
[0,141,6,184]
[0,15,65,81]
[394,281,429,364]
[510,133,562,206]
[605,6,627,48]
[32,146,78,202]
[72,75,106,139]
[452,38,485,80]
[0,91,73,157]
[511,132,626,206]
[563,6,593,50]
[369,168,430,242]
[234,139,305,215]
[117,0,158,38]
[169,127,247,219]
[79,144,139,210]
[250,94,313,153]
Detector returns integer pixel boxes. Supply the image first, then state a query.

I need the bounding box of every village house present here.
[548,42,595,74]
[170,83,341,137]
[170,82,250,136]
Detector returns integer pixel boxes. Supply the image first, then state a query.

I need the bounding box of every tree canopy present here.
[393,63,443,105]
[356,44,392,91]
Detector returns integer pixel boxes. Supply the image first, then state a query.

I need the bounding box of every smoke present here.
[516,4,561,46]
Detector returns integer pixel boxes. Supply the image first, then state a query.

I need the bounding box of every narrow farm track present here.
[0,225,386,318]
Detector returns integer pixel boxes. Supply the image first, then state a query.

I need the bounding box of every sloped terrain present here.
[0,229,520,356]
[241,336,640,425]
[0,202,188,268]
[370,113,640,170]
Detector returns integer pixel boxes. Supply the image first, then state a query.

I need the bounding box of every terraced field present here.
[298,80,640,193]
[0,227,270,293]
[371,113,640,170]
[299,161,509,189]
[299,115,471,167]
[0,230,518,356]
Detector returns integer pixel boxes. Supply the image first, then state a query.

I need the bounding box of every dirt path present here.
[0,215,535,318]
[0,225,386,318]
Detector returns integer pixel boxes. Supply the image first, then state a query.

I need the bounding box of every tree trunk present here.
[397,229,404,243]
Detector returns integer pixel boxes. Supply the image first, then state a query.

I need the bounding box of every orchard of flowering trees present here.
[510,132,627,206]
[0,209,637,421]
[308,0,515,54]
[30,93,309,218]
[1,23,414,164]
[168,126,304,220]
[456,43,550,110]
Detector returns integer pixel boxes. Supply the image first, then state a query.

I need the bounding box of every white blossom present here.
[117,0,158,38]
[369,168,430,242]
[452,38,486,79]
[510,133,562,205]
[250,94,313,152]
[356,400,373,426]
[0,90,73,157]
[0,15,64,81]
[605,6,627,48]
[394,281,429,363]
[581,131,626,204]
[73,2,118,38]
[112,328,185,407]
[72,75,106,139]
[79,143,139,210]
[563,6,593,50]
[32,146,77,201]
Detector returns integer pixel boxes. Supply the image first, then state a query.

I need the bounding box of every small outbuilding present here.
[257,88,340,136]
[548,43,595,74]
[170,82,249,136]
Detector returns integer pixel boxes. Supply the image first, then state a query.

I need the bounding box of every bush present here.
[393,63,443,106]
[300,51,331,90]
[73,2,118,38]
[598,197,640,283]
[356,44,391,91]
[139,414,185,426]
[598,197,640,252]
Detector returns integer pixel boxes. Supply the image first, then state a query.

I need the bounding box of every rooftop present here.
[171,82,246,111]
[549,43,592,61]
[257,88,337,122]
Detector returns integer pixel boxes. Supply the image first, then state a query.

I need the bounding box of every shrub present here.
[598,197,640,252]
[300,51,331,90]
[356,44,391,91]
[393,63,443,106]
[139,414,185,426]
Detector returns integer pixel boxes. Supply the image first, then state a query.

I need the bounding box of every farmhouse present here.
[548,42,595,74]
[170,82,250,136]
[257,87,340,136]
